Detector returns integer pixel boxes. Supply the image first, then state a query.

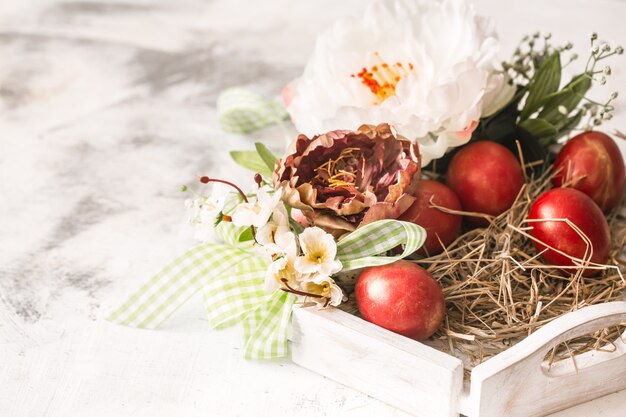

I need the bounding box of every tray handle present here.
[467,301,626,417]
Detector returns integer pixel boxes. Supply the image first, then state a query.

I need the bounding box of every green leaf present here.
[255,142,279,173]
[538,74,592,124]
[520,53,562,120]
[230,150,273,177]
[536,89,574,125]
[289,218,304,235]
[559,74,592,110]
[555,110,583,135]
[518,118,557,142]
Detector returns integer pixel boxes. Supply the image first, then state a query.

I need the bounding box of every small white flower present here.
[301,274,346,307]
[295,227,342,276]
[184,183,229,242]
[232,188,282,228]
[255,202,300,261]
[264,256,290,293]
[256,203,289,245]
[259,226,298,261]
[264,254,306,293]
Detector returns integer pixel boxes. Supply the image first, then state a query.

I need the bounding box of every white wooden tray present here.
[290,301,626,417]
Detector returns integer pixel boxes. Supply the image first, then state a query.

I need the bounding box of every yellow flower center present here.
[351,52,415,105]
[315,147,360,190]
[302,280,332,298]
[274,261,296,287]
[306,241,328,264]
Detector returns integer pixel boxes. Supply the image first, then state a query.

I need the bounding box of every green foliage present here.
[229,143,280,178]
[255,142,279,173]
[518,118,557,147]
[487,32,621,159]
[538,74,591,125]
[230,150,274,178]
[519,53,561,121]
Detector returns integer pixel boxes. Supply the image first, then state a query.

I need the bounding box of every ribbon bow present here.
[108,201,426,359]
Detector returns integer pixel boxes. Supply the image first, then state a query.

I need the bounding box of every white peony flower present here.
[286,0,513,166]
[184,183,229,242]
[295,226,342,276]
[231,188,282,228]
[300,274,346,307]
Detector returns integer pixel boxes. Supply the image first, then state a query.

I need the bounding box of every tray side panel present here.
[290,307,464,417]
[467,302,626,417]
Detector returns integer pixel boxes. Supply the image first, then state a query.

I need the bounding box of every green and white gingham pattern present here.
[242,290,296,359]
[202,253,269,329]
[217,88,288,134]
[108,220,426,359]
[337,220,426,270]
[108,243,251,329]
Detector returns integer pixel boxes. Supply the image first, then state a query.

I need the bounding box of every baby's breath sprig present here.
[578,33,623,130]
[501,32,623,148]
[581,90,619,130]
[503,32,574,86]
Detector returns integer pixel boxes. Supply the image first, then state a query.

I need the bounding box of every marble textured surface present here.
[1,1,626,416]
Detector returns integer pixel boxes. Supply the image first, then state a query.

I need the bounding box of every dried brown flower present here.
[274,123,421,236]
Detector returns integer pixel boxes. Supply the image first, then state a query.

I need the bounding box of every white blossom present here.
[184,183,229,242]
[295,227,342,276]
[231,188,282,228]
[286,0,509,166]
[300,274,346,307]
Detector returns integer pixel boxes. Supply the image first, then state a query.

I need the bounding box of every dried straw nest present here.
[423,162,626,372]
[338,156,626,374]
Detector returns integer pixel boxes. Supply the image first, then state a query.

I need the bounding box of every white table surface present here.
[1,0,625,416]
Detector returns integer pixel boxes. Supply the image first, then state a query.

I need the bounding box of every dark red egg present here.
[399,180,462,255]
[355,260,445,341]
[528,188,611,277]
[552,131,625,212]
[446,141,525,226]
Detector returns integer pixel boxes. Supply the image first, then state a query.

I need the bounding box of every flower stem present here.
[280,279,324,299]
[200,176,249,203]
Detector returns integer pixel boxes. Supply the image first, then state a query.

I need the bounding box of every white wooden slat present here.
[290,306,464,417]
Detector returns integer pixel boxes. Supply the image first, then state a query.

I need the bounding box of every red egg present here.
[355,260,445,341]
[399,180,462,255]
[552,131,625,212]
[528,188,611,277]
[446,141,525,226]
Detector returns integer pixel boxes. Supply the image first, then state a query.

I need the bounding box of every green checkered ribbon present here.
[217,88,288,134]
[108,220,425,359]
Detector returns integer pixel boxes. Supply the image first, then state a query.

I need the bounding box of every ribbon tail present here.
[107,243,249,329]
[202,254,271,329]
[243,291,297,360]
